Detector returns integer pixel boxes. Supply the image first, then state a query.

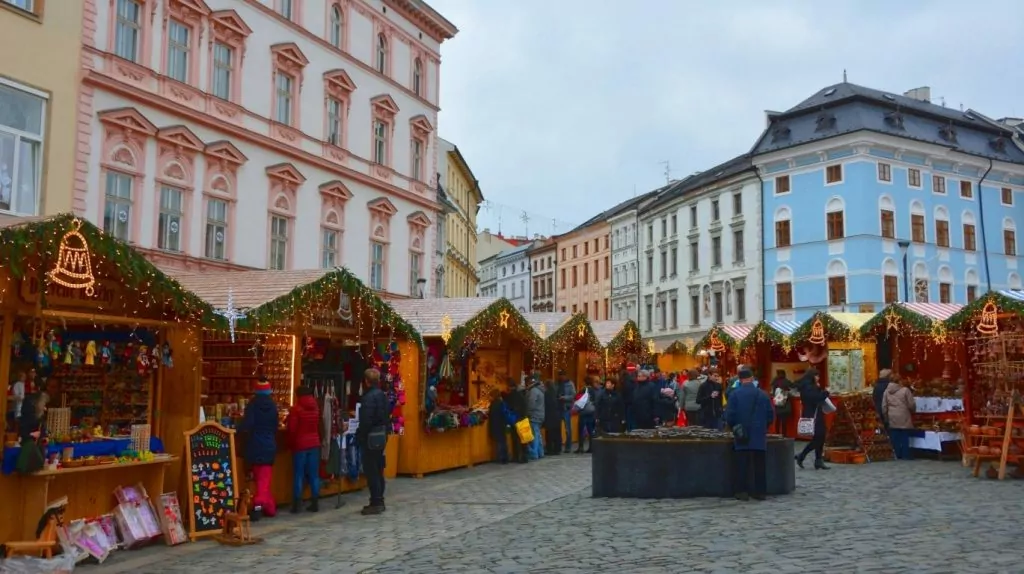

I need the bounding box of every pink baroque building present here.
[74,0,457,298]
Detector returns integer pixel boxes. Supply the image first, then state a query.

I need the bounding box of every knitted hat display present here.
[254,378,272,394]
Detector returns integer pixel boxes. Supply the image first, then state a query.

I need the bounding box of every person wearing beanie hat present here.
[239,376,279,517]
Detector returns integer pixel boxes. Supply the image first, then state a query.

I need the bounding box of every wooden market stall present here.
[0,214,220,542]
[693,324,754,379]
[522,311,570,380]
[592,320,644,372]
[858,303,964,457]
[545,313,604,388]
[388,297,543,475]
[169,268,419,505]
[737,320,806,436]
[655,340,700,374]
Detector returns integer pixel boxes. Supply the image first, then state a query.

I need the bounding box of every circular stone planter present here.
[591,436,796,498]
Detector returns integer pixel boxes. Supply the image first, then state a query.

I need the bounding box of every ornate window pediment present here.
[324,69,357,97]
[371,94,400,120]
[98,108,158,136]
[410,114,433,139]
[203,141,247,166]
[270,42,310,76]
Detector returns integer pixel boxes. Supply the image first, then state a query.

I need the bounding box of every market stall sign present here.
[183,422,238,540]
[19,275,118,308]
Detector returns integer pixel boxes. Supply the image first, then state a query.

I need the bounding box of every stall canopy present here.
[791,312,875,344]
[859,302,962,336]
[388,297,540,352]
[739,320,801,351]
[946,289,1024,333]
[0,213,219,325]
[168,267,421,344]
[695,324,753,353]
[546,312,602,354]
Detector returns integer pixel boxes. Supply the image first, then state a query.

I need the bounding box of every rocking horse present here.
[214,489,262,546]
[2,502,65,558]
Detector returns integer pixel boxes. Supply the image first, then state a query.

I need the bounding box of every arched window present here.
[329,5,344,48]
[913,261,929,303]
[962,209,977,251]
[1004,217,1017,256]
[879,195,895,238]
[774,206,792,247]
[413,58,423,96]
[937,265,953,303]
[965,268,980,303]
[910,199,925,243]
[825,197,845,240]
[1010,272,1022,290]
[774,266,794,311]
[934,205,950,247]
[826,258,847,306]
[882,257,899,303]
[376,34,388,74]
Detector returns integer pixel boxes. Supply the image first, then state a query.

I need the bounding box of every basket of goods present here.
[969,425,981,435]
[63,458,85,468]
[84,456,101,466]
[983,426,1000,436]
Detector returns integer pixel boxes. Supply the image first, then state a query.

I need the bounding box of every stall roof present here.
[945,289,1024,330]
[767,320,802,336]
[720,324,753,341]
[590,320,628,346]
[388,297,496,338]
[828,312,876,331]
[521,312,571,339]
[899,302,963,320]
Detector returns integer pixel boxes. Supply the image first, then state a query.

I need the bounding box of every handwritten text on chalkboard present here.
[187,425,235,533]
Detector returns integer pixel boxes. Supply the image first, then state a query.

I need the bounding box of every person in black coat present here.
[596,378,624,433]
[697,369,724,429]
[873,368,892,432]
[487,389,509,464]
[795,368,830,470]
[631,371,659,430]
[239,378,280,517]
[505,377,528,463]
[543,379,562,455]
[357,368,391,514]
[620,369,637,431]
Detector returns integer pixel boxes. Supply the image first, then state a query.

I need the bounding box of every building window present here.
[3,0,35,12]
[776,282,793,310]
[911,214,925,243]
[914,279,929,303]
[880,209,895,239]
[561,248,566,261]
[321,228,338,269]
[560,268,565,289]
[370,241,385,289]
[670,299,678,328]
[877,162,891,182]
[828,276,846,306]
[604,256,609,279]
[826,211,844,240]
[669,247,677,276]
[732,192,742,215]
[324,98,343,147]
[584,241,589,256]
[935,219,950,248]
[826,164,843,184]
[645,303,653,331]
[689,205,697,227]
[713,292,723,323]
[114,0,142,62]
[733,229,744,263]
[967,285,977,303]
[411,138,424,180]
[711,199,720,222]
[883,275,898,304]
[274,72,294,125]
[1006,229,1017,256]
[572,266,578,287]
[670,214,677,234]
[572,245,578,258]
[690,295,699,326]
[735,288,746,321]
[960,180,973,199]
[205,199,227,260]
[0,82,44,215]
[660,218,667,238]
[278,0,294,19]
[689,240,698,272]
[329,5,344,48]
[409,252,421,296]
[269,216,289,270]
[583,261,589,284]
[939,282,951,304]
[903,168,922,189]
[931,174,945,194]
[165,20,191,83]
[775,220,791,247]
[646,224,653,244]
[373,120,388,164]
[103,172,133,240]
[1002,187,1014,206]
[157,186,183,251]
[659,251,667,280]
[963,224,977,251]
[413,58,423,96]
[376,34,388,74]
[211,43,234,100]
[645,256,652,283]
[711,236,722,267]
[775,175,790,194]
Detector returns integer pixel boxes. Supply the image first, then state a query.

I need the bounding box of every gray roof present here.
[751,82,1024,164]
[561,189,662,236]
[494,242,533,261]
[644,153,755,212]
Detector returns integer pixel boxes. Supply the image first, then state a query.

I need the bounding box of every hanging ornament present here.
[646,339,656,355]
[626,327,635,342]
[336,292,353,323]
[976,301,999,336]
[439,314,452,344]
[577,322,586,338]
[782,335,792,355]
[807,318,826,345]
[47,218,96,296]
[884,309,903,334]
[756,326,767,343]
[215,288,246,343]
[498,309,510,328]
[538,322,547,339]
[708,330,726,353]
[930,319,948,345]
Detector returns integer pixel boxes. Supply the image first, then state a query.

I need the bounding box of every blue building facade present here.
[754,84,1024,322]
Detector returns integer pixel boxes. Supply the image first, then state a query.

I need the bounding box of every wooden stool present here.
[215,489,261,546]
[3,507,63,558]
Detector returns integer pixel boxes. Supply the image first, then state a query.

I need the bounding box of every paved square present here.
[94,452,1022,573]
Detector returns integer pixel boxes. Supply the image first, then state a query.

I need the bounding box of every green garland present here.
[693,325,740,354]
[547,312,602,353]
[737,321,789,351]
[662,340,688,355]
[858,303,934,336]
[447,298,541,353]
[239,267,423,347]
[790,311,856,343]
[0,213,220,325]
[605,319,642,355]
[946,291,1024,331]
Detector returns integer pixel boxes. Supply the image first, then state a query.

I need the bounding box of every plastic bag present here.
[0,555,76,574]
[572,390,589,412]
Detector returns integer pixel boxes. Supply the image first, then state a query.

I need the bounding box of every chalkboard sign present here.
[183,422,238,540]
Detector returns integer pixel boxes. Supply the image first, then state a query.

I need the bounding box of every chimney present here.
[903,87,931,103]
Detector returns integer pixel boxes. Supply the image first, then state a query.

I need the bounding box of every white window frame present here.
[326,98,343,146]
[211,42,233,100]
[114,0,142,63]
[275,72,294,125]
[157,186,184,252]
[0,79,45,217]
[329,5,344,48]
[269,215,289,270]
[411,138,423,180]
[321,227,338,269]
[103,171,133,241]
[166,19,190,83]
[373,120,387,164]
[376,34,388,74]
[205,198,228,260]
[370,241,385,290]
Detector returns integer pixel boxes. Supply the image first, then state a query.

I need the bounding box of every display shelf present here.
[201,333,294,409]
[826,393,894,463]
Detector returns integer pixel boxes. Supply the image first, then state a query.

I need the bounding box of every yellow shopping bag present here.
[515,419,533,444]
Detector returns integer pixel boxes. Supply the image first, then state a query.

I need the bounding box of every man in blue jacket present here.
[725,367,774,501]
[557,371,576,453]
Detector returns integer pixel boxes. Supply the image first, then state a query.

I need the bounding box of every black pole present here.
[902,250,909,302]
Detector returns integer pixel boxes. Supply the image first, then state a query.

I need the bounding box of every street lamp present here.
[897,240,910,302]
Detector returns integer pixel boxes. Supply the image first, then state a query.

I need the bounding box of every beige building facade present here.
[438,137,482,297]
[0,0,84,216]
[555,220,611,321]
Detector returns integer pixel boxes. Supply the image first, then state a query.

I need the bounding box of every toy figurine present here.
[11,331,25,358]
[36,340,51,370]
[151,345,160,368]
[137,345,149,376]
[84,341,97,366]
[122,342,134,364]
[70,341,83,366]
[100,341,112,366]
[48,331,61,362]
[64,343,74,365]
[162,343,173,368]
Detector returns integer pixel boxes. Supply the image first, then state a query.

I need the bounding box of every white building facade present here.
[76,0,456,298]
[527,239,556,312]
[477,252,498,297]
[609,192,660,322]
[638,155,763,343]
[494,243,532,312]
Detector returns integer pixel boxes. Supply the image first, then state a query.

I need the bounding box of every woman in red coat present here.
[287,386,321,513]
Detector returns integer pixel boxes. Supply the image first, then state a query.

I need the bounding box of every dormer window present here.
[990,137,1008,153]
[815,112,836,132]
[771,126,790,143]
[884,111,905,130]
[939,124,958,143]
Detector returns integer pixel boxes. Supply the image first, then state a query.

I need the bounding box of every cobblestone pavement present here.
[93,451,1023,574]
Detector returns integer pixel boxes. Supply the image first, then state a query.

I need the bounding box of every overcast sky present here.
[427,0,1024,238]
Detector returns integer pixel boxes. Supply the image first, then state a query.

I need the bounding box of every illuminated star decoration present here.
[930,319,948,345]
[215,288,247,343]
[440,314,453,344]
[498,309,510,328]
[756,326,767,343]
[538,323,547,338]
[646,339,656,355]
[577,323,586,338]
[626,328,634,342]
[884,309,902,334]
[781,335,792,354]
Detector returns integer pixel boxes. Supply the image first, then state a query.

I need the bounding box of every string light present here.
[807,318,826,345]
[498,309,510,328]
[47,217,96,297]
[977,301,999,336]
[538,322,547,339]
[439,314,453,344]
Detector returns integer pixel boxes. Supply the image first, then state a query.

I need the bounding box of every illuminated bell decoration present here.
[439,314,453,344]
[538,322,547,338]
[708,330,726,353]
[807,318,826,345]
[47,218,96,296]
[498,309,510,328]
[782,335,792,354]
[647,339,656,355]
[684,337,695,350]
[976,301,999,336]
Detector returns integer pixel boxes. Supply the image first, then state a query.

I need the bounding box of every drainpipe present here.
[635,211,642,326]
[977,158,994,292]
[754,168,766,318]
